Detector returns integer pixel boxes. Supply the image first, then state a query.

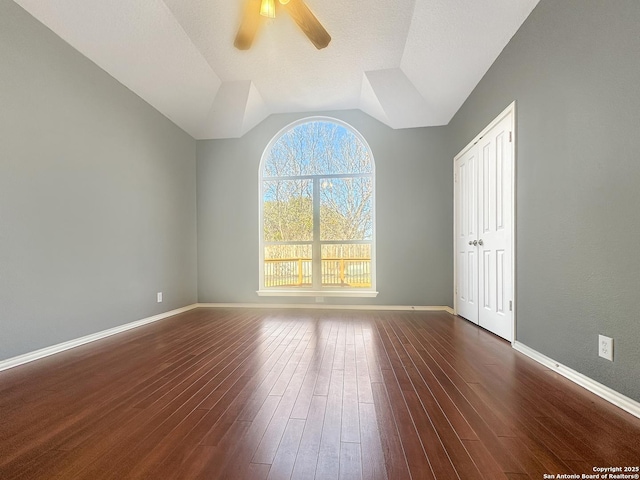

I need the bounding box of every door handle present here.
[472,240,478,246]
[478,239,484,246]
[468,241,473,246]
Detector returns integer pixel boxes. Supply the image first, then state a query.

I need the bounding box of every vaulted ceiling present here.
[14,0,540,139]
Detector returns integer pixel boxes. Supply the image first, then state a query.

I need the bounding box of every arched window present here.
[258,118,377,296]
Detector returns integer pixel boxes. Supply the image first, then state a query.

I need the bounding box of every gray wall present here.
[448,0,640,401]
[197,111,452,306]
[0,1,198,361]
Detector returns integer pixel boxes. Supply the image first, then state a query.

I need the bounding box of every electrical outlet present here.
[157,292,163,303]
[315,296,324,303]
[598,335,613,361]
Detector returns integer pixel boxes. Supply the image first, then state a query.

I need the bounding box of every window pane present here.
[263,180,313,241]
[263,121,373,177]
[320,177,373,241]
[321,244,371,288]
[264,245,312,287]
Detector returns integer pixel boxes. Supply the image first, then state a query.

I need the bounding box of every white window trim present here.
[257,290,379,298]
[258,116,377,298]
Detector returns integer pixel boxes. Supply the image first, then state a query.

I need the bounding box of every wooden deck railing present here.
[264,258,371,288]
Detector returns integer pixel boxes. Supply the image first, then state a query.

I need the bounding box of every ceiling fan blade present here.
[234,0,263,50]
[282,0,331,50]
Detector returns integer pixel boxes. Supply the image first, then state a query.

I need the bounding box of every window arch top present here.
[262,119,373,178]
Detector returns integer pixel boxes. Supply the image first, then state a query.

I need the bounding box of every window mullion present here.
[312,177,321,289]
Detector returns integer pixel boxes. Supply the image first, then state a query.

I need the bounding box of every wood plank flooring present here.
[1,307,639,479]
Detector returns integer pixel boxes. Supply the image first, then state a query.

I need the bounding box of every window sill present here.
[257,289,379,298]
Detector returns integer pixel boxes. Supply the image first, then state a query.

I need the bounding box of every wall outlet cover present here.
[598,335,613,361]
[157,292,163,303]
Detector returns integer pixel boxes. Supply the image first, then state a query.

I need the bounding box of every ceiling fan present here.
[234,0,331,50]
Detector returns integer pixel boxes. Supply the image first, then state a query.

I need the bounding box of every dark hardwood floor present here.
[1,307,639,479]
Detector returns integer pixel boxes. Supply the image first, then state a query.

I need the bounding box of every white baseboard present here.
[0,304,199,372]
[513,341,640,419]
[196,303,454,314]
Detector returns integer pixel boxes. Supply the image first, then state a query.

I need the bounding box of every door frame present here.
[453,101,517,343]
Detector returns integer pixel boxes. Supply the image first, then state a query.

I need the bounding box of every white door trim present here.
[453,101,516,343]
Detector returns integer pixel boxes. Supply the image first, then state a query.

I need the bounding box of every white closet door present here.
[455,147,479,324]
[477,115,513,341]
[454,106,514,342]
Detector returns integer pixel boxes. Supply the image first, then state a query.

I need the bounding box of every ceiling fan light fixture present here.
[236,0,331,50]
[259,0,276,18]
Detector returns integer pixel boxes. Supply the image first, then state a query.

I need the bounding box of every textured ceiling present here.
[14,0,539,139]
